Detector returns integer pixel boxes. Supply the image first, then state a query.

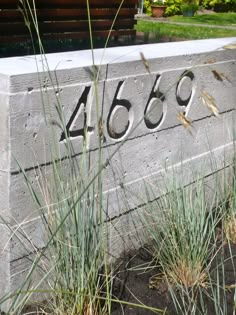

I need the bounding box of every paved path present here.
[136,15,236,30]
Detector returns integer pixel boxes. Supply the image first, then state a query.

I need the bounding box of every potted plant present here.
[151,0,167,17]
[181,0,199,16]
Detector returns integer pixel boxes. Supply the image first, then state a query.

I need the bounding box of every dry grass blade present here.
[212,70,232,83]
[200,90,219,117]
[212,70,224,81]
[204,58,217,64]
[176,112,192,130]
[166,259,208,289]
[224,214,236,244]
[223,42,236,50]
[220,73,232,83]
[140,52,151,74]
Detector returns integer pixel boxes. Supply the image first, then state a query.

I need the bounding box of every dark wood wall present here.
[0,0,138,43]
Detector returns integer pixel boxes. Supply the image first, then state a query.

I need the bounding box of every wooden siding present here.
[0,0,138,43]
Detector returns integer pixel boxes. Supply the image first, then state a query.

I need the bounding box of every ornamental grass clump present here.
[3,77,113,314]
[0,1,113,313]
[38,157,111,315]
[143,173,220,291]
[222,160,236,244]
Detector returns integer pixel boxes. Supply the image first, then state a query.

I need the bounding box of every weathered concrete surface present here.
[0,37,236,309]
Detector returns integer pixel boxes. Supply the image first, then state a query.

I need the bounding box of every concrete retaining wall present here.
[0,37,236,307]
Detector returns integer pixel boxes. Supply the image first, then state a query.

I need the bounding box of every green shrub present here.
[143,0,188,17]
[144,0,152,15]
[164,0,183,16]
[203,0,236,11]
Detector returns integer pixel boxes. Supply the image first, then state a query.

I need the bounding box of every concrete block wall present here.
[0,37,236,306]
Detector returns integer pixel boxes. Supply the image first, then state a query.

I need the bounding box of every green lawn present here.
[169,12,236,26]
[136,20,236,40]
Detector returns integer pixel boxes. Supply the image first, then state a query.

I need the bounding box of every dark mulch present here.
[111,243,236,315]
[8,242,236,314]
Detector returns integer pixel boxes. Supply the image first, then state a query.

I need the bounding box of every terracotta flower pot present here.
[151,5,167,17]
